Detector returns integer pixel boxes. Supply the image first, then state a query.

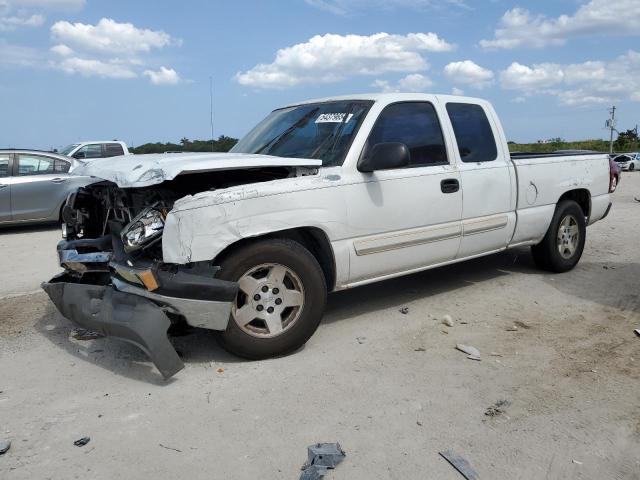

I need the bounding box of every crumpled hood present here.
[71,152,322,188]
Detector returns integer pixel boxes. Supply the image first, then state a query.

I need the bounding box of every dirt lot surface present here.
[1,175,639,480]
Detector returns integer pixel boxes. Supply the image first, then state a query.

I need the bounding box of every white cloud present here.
[451,87,464,95]
[500,62,564,91]
[480,0,640,49]
[443,60,493,88]
[372,73,434,92]
[0,12,43,31]
[499,51,640,106]
[235,32,453,88]
[51,18,177,55]
[44,18,182,84]
[56,57,137,79]
[305,0,469,15]
[144,66,180,85]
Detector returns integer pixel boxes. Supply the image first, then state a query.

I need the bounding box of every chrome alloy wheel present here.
[231,263,305,338]
[556,214,580,259]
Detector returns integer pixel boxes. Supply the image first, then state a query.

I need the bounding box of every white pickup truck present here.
[43,93,616,378]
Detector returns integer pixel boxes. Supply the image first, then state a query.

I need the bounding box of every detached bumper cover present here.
[43,276,184,379]
[43,245,239,379]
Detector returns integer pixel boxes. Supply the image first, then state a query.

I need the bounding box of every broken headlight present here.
[121,206,166,253]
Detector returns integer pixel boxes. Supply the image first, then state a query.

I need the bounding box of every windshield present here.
[231,100,373,167]
[59,144,80,156]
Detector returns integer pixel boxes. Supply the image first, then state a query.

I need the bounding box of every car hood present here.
[71,152,322,188]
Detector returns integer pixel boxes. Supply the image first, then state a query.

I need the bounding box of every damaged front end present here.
[41,176,248,379]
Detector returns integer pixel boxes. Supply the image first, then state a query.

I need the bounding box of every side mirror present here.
[73,152,85,159]
[358,142,410,172]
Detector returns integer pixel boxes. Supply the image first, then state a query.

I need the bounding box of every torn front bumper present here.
[43,240,238,379]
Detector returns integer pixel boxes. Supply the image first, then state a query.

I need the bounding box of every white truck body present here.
[48,93,614,377]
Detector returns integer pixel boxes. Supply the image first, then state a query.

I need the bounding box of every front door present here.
[345,101,463,284]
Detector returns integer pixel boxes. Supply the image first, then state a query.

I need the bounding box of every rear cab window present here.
[105,143,124,157]
[365,102,448,167]
[446,103,497,163]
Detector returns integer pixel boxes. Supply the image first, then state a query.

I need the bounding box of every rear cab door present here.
[0,152,12,221]
[439,97,517,258]
[11,153,72,221]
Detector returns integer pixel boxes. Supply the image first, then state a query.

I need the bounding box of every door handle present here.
[50,177,67,183]
[440,178,459,194]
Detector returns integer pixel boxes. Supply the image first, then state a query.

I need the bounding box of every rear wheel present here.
[216,238,327,359]
[531,200,586,273]
[629,163,635,172]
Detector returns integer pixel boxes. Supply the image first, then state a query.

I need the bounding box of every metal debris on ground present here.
[399,307,409,315]
[299,443,345,480]
[456,344,481,361]
[485,399,510,417]
[414,347,426,352]
[439,450,479,480]
[634,329,640,337]
[159,443,182,453]
[356,336,366,344]
[506,325,518,332]
[216,367,224,373]
[73,437,90,447]
[442,315,454,327]
[0,439,11,455]
[70,328,104,341]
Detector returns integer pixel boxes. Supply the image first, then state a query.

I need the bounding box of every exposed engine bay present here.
[61,167,294,263]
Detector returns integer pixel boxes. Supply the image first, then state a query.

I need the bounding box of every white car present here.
[614,152,639,171]
[43,93,615,378]
[58,140,130,160]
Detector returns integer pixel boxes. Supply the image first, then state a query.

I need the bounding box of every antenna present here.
[209,76,214,152]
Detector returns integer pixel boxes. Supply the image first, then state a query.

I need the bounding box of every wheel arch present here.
[213,226,337,292]
[558,188,591,219]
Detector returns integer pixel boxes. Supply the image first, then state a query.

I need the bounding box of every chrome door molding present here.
[462,213,509,236]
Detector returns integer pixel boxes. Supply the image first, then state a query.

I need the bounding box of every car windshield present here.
[231,100,373,167]
[59,144,80,156]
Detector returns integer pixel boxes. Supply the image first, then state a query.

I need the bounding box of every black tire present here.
[215,238,327,359]
[629,163,635,172]
[531,200,586,273]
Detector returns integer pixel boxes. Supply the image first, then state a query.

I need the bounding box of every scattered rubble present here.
[634,329,640,337]
[506,325,518,332]
[399,307,409,315]
[442,315,454,327]
[0,439,10,455]
[485,399,510,417]
[159,443,182,453]
[216,368,225,373]
[300,443,345,480]
[456,344,481,361]
[356,337,366,345]
[439,450,479,480]
[73,437,90,447]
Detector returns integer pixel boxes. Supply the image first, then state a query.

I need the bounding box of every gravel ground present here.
[1,174,639,479]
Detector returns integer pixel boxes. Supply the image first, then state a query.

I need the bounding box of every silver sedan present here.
[0,149,96,226]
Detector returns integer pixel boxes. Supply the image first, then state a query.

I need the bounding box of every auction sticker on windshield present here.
[315,113,354,123]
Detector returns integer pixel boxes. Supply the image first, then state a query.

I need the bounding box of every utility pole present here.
[209,76,215,152]
[607,106,616,155]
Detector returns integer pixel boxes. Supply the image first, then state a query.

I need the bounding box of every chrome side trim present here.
[462,214,509,236]
[354,222,462,256]
[112,278,231,331]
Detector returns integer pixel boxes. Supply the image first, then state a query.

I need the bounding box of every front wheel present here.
[215,238,327,359]
[531,200,586,273]
[629,163,635,172]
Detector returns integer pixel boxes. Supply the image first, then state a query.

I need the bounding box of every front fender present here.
[162,177,347,265]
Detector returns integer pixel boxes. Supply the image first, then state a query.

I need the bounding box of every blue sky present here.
[1,0,638,149]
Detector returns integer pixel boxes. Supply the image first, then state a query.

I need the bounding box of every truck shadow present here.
[0,223,59,235]
[34,247,541,384]
[324,246,539,324]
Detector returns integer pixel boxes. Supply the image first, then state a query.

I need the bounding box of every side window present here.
[366,102,448,167]
[0,155,10,178]
[17,155,55,176]
[54,159,70,173]
[104,143,124,157]
[446,103,497,163]
[76,144,103,159]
